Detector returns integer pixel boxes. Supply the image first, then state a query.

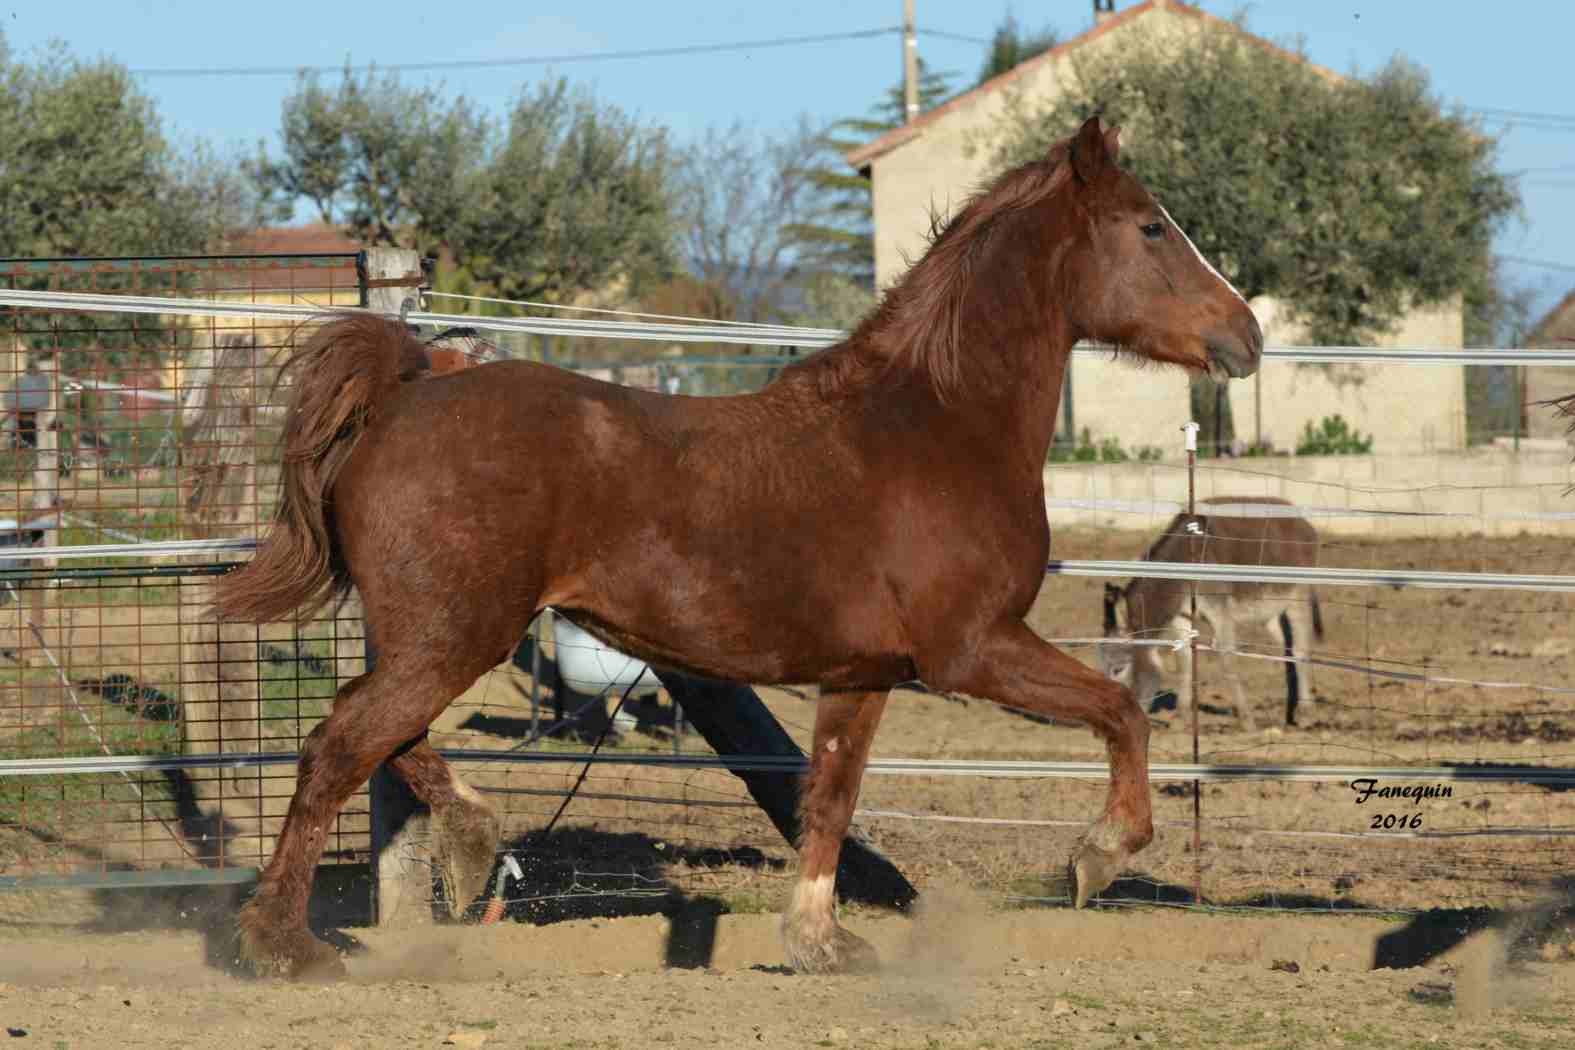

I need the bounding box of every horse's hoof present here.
[236,923,347,982]
[434,802,501,919]
[1069,842,1124,909]
[292,940,349,983]
[783,922,880,975]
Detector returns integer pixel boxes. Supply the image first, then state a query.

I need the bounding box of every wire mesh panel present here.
[0,567,369,886]
[0,252,369,891]
[0,253,363,543]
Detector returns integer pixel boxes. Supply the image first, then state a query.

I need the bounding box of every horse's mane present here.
[781,143,1074,402]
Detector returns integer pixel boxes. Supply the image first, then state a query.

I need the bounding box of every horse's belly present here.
[544,561,914,690]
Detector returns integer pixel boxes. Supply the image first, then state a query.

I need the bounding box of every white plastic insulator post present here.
[1181,421,1200,453]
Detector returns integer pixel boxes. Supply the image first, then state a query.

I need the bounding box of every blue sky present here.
[6,1,1572,331]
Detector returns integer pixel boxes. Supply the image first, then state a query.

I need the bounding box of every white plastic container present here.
[550,613,662,698]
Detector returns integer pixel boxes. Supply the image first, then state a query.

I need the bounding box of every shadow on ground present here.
[1010,867,1575,971]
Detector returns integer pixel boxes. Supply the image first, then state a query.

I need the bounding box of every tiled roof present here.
[1527,288,1575,346]
[846,0,1340,171]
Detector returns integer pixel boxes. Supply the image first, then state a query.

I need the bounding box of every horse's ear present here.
[1071,115,1112,184]
[1103,125,1121,163]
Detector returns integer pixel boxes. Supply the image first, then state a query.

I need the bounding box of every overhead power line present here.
[923,29,1575,132]
[128,27,900,79]
[924,28,992,45]
[1468,106,1575,127]
[118,22,1575,142]
[1498,254,1575,275]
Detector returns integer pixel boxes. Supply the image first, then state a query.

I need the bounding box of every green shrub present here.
[1048,428,1165,464]
[1295,414,1373,455]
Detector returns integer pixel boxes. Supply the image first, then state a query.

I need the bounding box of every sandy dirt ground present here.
[1,905,1573,1049]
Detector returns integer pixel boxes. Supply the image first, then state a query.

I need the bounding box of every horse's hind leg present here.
[236,664,470,979]
[386,738,500,918]
[782,689,888,975]
[935,622,1153,909]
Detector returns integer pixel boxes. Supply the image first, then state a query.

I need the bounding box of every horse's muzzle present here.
[1205,310,1263,379]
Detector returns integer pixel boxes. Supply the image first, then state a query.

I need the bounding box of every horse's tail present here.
[211,313,428,624]
[1310,590,1324,641]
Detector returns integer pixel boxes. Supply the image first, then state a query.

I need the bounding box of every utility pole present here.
[903,0,919,124]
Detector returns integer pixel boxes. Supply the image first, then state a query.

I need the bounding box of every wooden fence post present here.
[23,346,59,670]
[361,247,435,927]
[178,335,264,820]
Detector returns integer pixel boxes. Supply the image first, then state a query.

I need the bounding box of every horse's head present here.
[1057,116,1262,382]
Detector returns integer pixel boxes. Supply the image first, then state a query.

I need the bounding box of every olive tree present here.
[253,73,677,305]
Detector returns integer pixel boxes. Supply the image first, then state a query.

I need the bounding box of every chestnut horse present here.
[213,116,1262,979]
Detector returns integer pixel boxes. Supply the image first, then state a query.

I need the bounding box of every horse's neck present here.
[872,250,1075,462]
[917,342,1071,469]
[1008,348,1070,463]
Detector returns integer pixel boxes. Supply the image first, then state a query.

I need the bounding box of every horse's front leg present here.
[782,689,888,975]
[935,622,1153,908]
[387,737,500,918]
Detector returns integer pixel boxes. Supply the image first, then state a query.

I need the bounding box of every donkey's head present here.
[1057,116,1263,382]
[1098,581,1167,706]
[1098,581,1136,683]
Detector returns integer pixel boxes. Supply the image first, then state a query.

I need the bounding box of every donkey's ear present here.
[1071,115,1112,184]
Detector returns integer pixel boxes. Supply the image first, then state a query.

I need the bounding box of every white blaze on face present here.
[1159,204,1246,306]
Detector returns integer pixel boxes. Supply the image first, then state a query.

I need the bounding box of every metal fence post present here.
[1182,420,1203,907]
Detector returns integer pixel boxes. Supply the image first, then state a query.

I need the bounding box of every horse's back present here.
[332,359,731,552]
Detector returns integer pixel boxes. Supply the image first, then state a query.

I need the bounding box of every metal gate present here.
[0,251,371,892]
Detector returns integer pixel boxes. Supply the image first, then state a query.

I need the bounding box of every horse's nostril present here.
[1207,340,1256,379]
[1245,312,1264,357]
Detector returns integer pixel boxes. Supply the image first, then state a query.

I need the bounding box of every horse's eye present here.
[1141,221,1165,241]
